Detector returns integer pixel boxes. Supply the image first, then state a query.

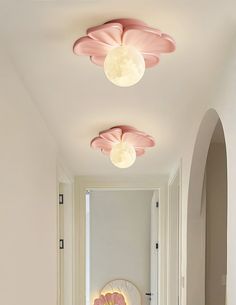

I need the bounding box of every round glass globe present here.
[104,46,145,87]
[110,142,136,168]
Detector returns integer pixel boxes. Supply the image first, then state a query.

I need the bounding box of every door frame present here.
[74,175,168,305]
[167,165,182,305]
[57,163,75,305]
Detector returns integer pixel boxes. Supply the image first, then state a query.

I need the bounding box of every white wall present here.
[206,143,227,305]
[180,46,236,305]
[0,49,58,305]
[89,190,153,305]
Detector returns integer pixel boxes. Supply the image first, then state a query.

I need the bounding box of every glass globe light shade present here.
[110,142,136,168]
[104,46,145,87]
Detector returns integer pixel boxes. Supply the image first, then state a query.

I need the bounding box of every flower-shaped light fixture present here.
[94,292,126,305]
[73,18,176,87]
[91,125,155,168]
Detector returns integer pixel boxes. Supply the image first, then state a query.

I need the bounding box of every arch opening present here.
[187,109,227,305]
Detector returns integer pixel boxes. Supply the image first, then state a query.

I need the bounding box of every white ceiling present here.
[0,0,235,175]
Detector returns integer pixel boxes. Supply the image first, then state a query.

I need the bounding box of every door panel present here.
[150,191,159,305]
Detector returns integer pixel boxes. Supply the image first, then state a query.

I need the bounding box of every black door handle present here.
[145,293,153,296]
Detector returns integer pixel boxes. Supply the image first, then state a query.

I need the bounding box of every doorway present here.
[85,189,159,305]
[205,120,227,305]
[75,176,168,305]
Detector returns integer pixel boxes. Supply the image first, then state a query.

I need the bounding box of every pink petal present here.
[105,293,112,303]
[106,18,147,28]
[120,127,148,137]
[87,23,122,46]
[100,295,107,304]
[122,132,155,148]
[73,36,112,56]
[130,24,162,35]
[94,298,105,305]
[101,148,112,155]
[90,137,113,151]
[162,33,176,45]
[143,53,160,68]
[99,127,122,143]
[91,53,159,67]
[135,148,145,156]
[113,293,126,305]
[112,125,138,133]
[123,25,175,54]
[90,55,106,66]
[111,293,118,304]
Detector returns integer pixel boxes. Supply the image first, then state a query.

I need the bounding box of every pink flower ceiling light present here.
[94,292,126,305]
[91,125,155,168]
[73,18,176,87]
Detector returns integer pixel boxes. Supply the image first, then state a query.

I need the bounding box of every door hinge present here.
[59,239,64,250]
[59,194,64,205]
[156,243,159,249]
[156,201,159,208]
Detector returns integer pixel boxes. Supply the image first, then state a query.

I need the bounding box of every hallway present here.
[0,1,236,305]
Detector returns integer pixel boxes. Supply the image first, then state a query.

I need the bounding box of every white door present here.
[58,184,64,305]
[58,182,73,305]
[150,191,159,305]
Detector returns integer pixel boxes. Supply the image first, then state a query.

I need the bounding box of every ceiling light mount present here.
[73,18,176,87]
[90,125,155,168]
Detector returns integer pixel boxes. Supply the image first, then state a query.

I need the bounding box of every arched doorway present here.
[187,109,227,305]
